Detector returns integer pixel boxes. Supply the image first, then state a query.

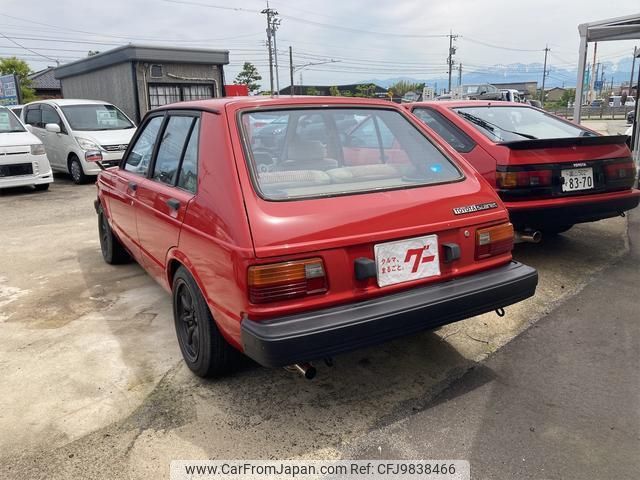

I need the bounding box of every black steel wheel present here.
[69,156,89,184]
[172,266,236,377]
[97,204,131,264]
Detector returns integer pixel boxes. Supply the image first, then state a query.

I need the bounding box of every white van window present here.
[60,104,134,131]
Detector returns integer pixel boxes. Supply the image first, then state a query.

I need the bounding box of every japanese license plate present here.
[561,167,594,192]
[374,234,440,287]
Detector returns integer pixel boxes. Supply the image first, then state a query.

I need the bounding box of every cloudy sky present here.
[1,0,638,88]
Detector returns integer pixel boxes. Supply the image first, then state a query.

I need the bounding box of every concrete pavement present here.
[343,209,640,479]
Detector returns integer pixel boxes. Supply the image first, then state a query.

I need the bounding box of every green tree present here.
[355,83,377,98]
[329,85,340,96]
[234,62,262,94]
[387,80,424,98]
[305,87,319,96]
[0,57,36,103]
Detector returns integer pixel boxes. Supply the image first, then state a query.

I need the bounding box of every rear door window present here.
[152,116,194,186]
[412,108,476,153]
[25,106,42,128]
[241,108,463,200]
[177,118,200,193]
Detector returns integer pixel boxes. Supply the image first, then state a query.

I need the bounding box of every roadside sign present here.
[594,80,603,91]
[0,74,21,106]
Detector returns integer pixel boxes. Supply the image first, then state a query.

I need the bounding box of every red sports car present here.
[409,101,639,239]
[93,96,537,378]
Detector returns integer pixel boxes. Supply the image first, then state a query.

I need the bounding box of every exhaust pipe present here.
[285,363,317,380]
[515,229,542,244]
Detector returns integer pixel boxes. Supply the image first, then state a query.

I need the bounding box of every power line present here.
[0,32,59,63]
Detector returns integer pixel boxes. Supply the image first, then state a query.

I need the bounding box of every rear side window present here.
[241,108,463,200]
[413,108,476,153]
[124,116,163,175]
[153,116,195,186]
[177,118,199,193]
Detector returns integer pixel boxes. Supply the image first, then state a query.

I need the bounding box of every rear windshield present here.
[0,107,26,133]
[453,106,595,142]
[61,104,134,131]
[241,108,463,200]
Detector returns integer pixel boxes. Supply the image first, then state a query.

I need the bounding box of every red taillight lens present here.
[604,161,637,181]
[497,169,552,188]
[248,258,327,304]
[476,223,514,259]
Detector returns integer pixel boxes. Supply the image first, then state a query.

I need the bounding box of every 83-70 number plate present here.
[561,167,594,192]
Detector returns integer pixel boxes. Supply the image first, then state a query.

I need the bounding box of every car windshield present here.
[241,107,463,200]
[60,104,134,131]
[0,107,26,133]
[454,106,594,142]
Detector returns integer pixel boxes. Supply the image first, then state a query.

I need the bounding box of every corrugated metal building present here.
[54,44,229,123]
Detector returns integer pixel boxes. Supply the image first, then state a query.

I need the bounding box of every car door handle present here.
[166,198,180,210]
[128,181,137,192]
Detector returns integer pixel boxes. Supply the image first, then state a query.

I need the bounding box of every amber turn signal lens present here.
[248,258,327,304]
[475,223,514,259]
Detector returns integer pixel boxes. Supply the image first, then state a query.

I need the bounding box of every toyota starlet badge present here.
[452,202,498,215]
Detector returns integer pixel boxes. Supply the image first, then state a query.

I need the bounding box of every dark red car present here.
[408,101,639,239]
[94,96,537,378]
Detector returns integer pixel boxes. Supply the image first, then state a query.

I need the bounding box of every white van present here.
[608,96,636,108]
[22,99,136,184]
[0,106,53,191]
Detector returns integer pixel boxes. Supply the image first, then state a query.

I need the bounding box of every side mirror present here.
[45,123,61,133]
[25,124,33,133]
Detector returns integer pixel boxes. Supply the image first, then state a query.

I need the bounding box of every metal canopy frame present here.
[573,13,640,162]
[574,14,640,121]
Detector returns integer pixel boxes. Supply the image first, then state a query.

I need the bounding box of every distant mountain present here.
[360,57,636,91]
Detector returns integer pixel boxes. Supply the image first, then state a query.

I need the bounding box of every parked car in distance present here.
[93,96,538,378]
[409,101,639,239]
[0,105,53,191]
[608,95,636,108]
[628,110,635,125]
[22,99,136,184]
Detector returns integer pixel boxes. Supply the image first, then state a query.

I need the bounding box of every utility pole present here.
[629,46,638,97]
[272,17,281,94]
[589,42,598,103]
[261,5,278,95]
[447,31,458,93]
[600,65,606,96]
[540,45,550,102]
[289,46,294,96]
[458,63,462,87]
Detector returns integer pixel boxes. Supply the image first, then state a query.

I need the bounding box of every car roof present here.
[410,100,529,109]
[26,99,114,107]
[152,95,404,113]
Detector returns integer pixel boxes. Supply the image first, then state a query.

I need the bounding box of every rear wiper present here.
[457,111,537,140]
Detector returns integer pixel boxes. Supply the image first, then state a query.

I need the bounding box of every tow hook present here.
[620,211,626,218]
[495,307,505,317]
[514,229,542,244]
[285,362,316,380]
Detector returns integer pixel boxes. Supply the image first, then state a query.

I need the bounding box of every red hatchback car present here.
[409,101,640,239]
[94,97,537,378]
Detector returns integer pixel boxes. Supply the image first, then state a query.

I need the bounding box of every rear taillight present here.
[497,169,552,188]
[604,160,637,181]
[248,258,327,304]
[476,223,514,259]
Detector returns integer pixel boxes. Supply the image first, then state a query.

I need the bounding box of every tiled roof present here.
[28,67,61,90]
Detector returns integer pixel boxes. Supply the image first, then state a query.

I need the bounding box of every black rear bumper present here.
[241,261,538,367]
[508,194,640,229]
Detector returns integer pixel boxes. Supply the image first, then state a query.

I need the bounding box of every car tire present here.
[97,204,131,264]
[69,155,89,184]
[34,183,50,191]
[172,266,236,378]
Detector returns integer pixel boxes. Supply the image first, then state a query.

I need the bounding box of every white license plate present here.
[561,167,594,192]
[374,234,440,287]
